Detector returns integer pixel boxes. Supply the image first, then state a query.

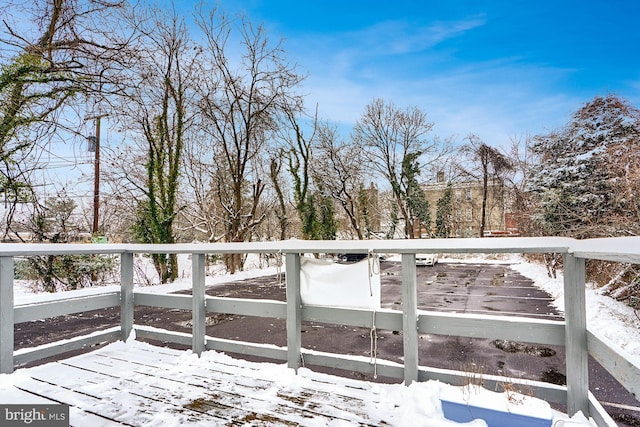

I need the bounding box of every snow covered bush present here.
[529,95,640,238]
[16,254,117,292]
[528,95,640,308]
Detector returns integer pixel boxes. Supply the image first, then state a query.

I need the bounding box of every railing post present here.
[402,253,419,385]
[192,253,206,356]
[285,253,302,371]
[0,256,14,374]
[120,252,134,342]
[563,253,589,417]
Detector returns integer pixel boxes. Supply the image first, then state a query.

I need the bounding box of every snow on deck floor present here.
[0,339,593,427]
[0,339,452,426]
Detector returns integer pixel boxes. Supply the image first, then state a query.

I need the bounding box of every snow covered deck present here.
[0,339,452,426]
[3,237,639,426]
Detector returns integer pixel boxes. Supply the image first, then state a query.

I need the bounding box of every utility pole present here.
[86,114,108,236]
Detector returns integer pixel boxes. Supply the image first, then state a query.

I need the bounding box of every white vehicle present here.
[416,253,439,266]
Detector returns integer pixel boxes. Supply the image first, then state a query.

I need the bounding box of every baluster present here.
[192,253,206,356]
[563,253,589,416]
[0,256,14,374]
[402,253,419,385]
[286,253,302,371]
[120,252,134,342]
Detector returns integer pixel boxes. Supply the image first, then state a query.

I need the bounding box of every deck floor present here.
[0,340,413,426]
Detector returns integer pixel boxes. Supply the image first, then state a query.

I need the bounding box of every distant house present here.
[422,174,516,238]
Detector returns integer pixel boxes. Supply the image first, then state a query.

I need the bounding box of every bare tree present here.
[180,140,224,242]
[458,135,514,237]
[114,5,200,282]
[0,0,134,238]
[608,137,640,235]
[280,108,318,240]
[313,122,366,239]
[195,8,304,271]
[505,135,538,237]
[353,98,445,238]
[269,150,290,240]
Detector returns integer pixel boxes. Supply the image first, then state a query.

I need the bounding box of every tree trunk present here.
[480,173,488,238]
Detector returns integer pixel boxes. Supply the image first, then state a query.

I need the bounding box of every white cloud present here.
[299,50,579,150]
[289,17,484,76]
[283,16,585,148]
[241,10,629,148]
[344,17,486,56]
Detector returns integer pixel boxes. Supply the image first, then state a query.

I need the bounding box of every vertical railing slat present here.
[0,256,14,374]
[286,253,302,371]
[192,253,206,356]
[563,253,589,416]
[402,253,419,385]
[120,252,134,342]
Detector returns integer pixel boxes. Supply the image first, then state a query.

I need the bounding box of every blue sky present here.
[219,0,640,147]
[16,0,640,204]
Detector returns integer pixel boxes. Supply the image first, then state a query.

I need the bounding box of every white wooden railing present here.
[2,237,640,426]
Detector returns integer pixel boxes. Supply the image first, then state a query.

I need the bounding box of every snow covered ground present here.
[8,253,637,425]
[511,257,640,358]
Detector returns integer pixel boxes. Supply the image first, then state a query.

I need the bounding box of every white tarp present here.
[300,257,381,309]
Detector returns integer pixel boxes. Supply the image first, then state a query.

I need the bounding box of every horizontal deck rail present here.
[2,236,640,426]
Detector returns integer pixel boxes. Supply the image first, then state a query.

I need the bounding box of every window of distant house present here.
[456,210,461,222]
[466,208,472,222]
[465,189,472,201]
[456,190,462,201]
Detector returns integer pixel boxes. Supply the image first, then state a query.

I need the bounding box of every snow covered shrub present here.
[529,95,640,309]
[529,95,640,238]
[20,254,117,292]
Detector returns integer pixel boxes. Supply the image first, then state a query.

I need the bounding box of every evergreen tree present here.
[403,151,431,236]
[300,193,318,239]
[529,95,640,238]
[358,184,373,238]
[318,193,338,240]
[386,202,399,239]
[435,183,453,237]
[292,191,337,241]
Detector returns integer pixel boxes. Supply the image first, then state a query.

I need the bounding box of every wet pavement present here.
[13,259,640,425]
